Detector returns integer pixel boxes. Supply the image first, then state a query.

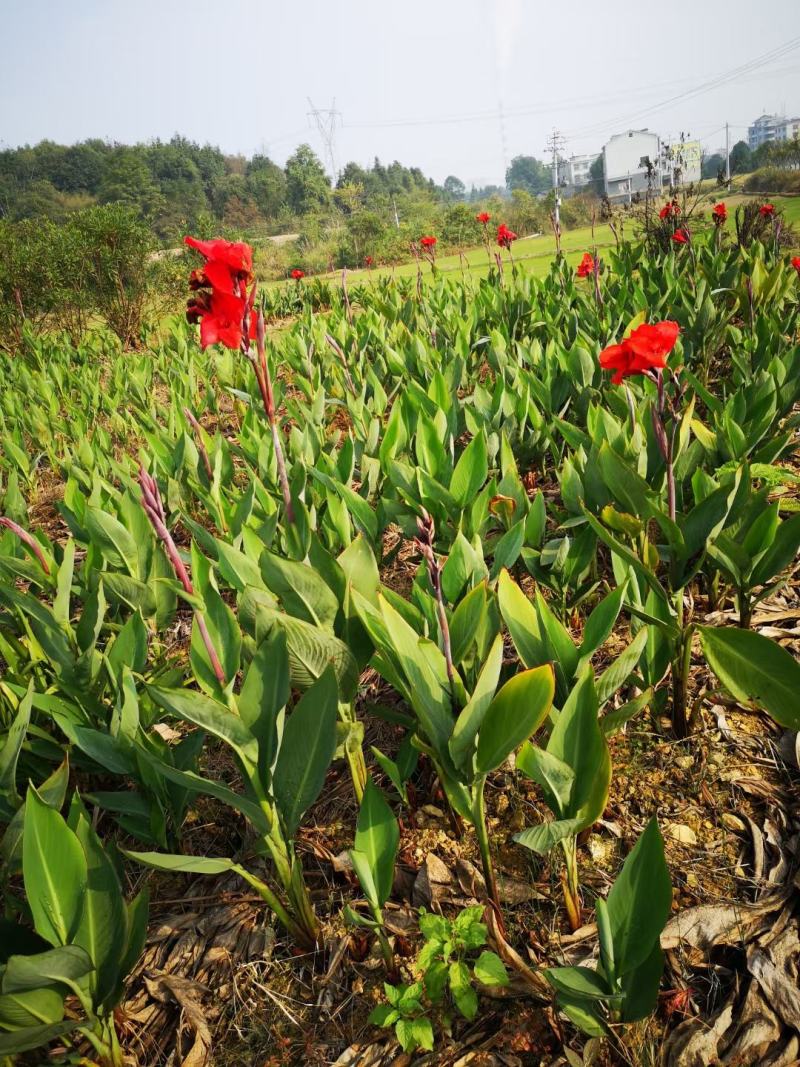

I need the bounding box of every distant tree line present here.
[0,136,601,286]
[0,135,567,238]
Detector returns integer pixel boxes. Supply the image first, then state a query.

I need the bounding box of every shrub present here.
[742,167,800,195]
[0,206,185,352]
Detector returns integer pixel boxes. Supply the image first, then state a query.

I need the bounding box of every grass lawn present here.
[264,191,799,291]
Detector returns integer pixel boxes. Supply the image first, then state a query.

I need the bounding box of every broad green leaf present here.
[699,625,800,729]
[545,965,611,1003]
[240,587,359,700]
[352,779,399,907]
[605,818,671,977]
[450,430,488,508]
[475,665,554,775]
[238,629,289,780]
[2,945,93,993]
[260,551,339,630]
[22,787,87,947]
[516,743,574,817]
[577,583,626,664]
[376,594,454,762]
[497,569,548,667]
[123,851,239,876]
[449,960,478,1020]
[84,507,139,575]
[0,682,33,800]
[619,937,665,1022]
[473,950,509,987]
[147,686,259,770]
[272,667,338,838]
[595,627,649,705]
[396,1015,434,1052]
[66,796,126,1008]
[601,687,653,735]
[549,671,610,825]
[449,634,503,775]
[0,1021,80,1056]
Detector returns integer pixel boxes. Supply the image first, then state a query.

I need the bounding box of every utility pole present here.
[725,121,731,186]
[544,128,566,231]
[307,98,341,182]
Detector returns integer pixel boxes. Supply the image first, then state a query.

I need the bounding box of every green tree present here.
[97,148,163,217]
[285,144,330,214]
[505,155,550,195]
[729,140,752,175]
[443,175,466,202]
[589,154,604,193]
[246,155,287,218]
[701,152,725,180]
[441,203,479,245]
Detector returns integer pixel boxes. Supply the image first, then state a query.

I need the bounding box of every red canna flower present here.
[712,202,727,223]
[759,203,775,216]
[184,236,253,276]
[791,256,800,274]
[365,255,373,267]
[576,252,596,278]
[671,228,689,244]
[290,269,305,280]
[476,212,491,224]
[659,200,679,220]
[186,289,256,350]
[184,235,255,350]
[599,320,680,385]
[497,223,517,249]
[420,235,437,249]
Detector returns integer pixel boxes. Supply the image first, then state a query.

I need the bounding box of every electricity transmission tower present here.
[307,98,341,182]
[544,128,566,231]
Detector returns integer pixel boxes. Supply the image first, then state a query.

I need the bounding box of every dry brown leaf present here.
[661,895,787,952]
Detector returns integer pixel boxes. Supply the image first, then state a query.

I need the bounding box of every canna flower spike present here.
[476,212,491,224]
[599,321,680,386]
[497,223,517,249]
[184,235,256,351]
[576,252,596,278]
[671,228,689,245]
[712,202,727,224]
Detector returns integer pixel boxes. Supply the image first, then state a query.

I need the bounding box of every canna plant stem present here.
[0,517,51,575]
[253,312,295,524]
[473,779,505,932]
[560,837,582,932]
[138,465,226,688]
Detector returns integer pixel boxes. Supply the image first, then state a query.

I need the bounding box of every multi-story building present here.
[556,152,598,196]
[661,139,702,186]
[603,129,661,201]
[748,113,800,150]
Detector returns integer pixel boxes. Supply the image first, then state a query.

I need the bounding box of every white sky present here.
[1,0,798,186]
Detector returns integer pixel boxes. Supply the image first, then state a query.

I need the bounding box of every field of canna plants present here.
[1,200,800,1067]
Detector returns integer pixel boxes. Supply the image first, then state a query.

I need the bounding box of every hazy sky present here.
[1,1,799,186]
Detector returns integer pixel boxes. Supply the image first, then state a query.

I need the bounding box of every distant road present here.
[153,233,299,259]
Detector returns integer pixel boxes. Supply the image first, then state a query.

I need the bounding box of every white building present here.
[557,152,598,195]
[603,129,661,201]
[748,114,800,151]
[661,140,702,186]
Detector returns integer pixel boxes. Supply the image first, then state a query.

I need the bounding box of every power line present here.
[307,98,341,180]
[564,34,800,140]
